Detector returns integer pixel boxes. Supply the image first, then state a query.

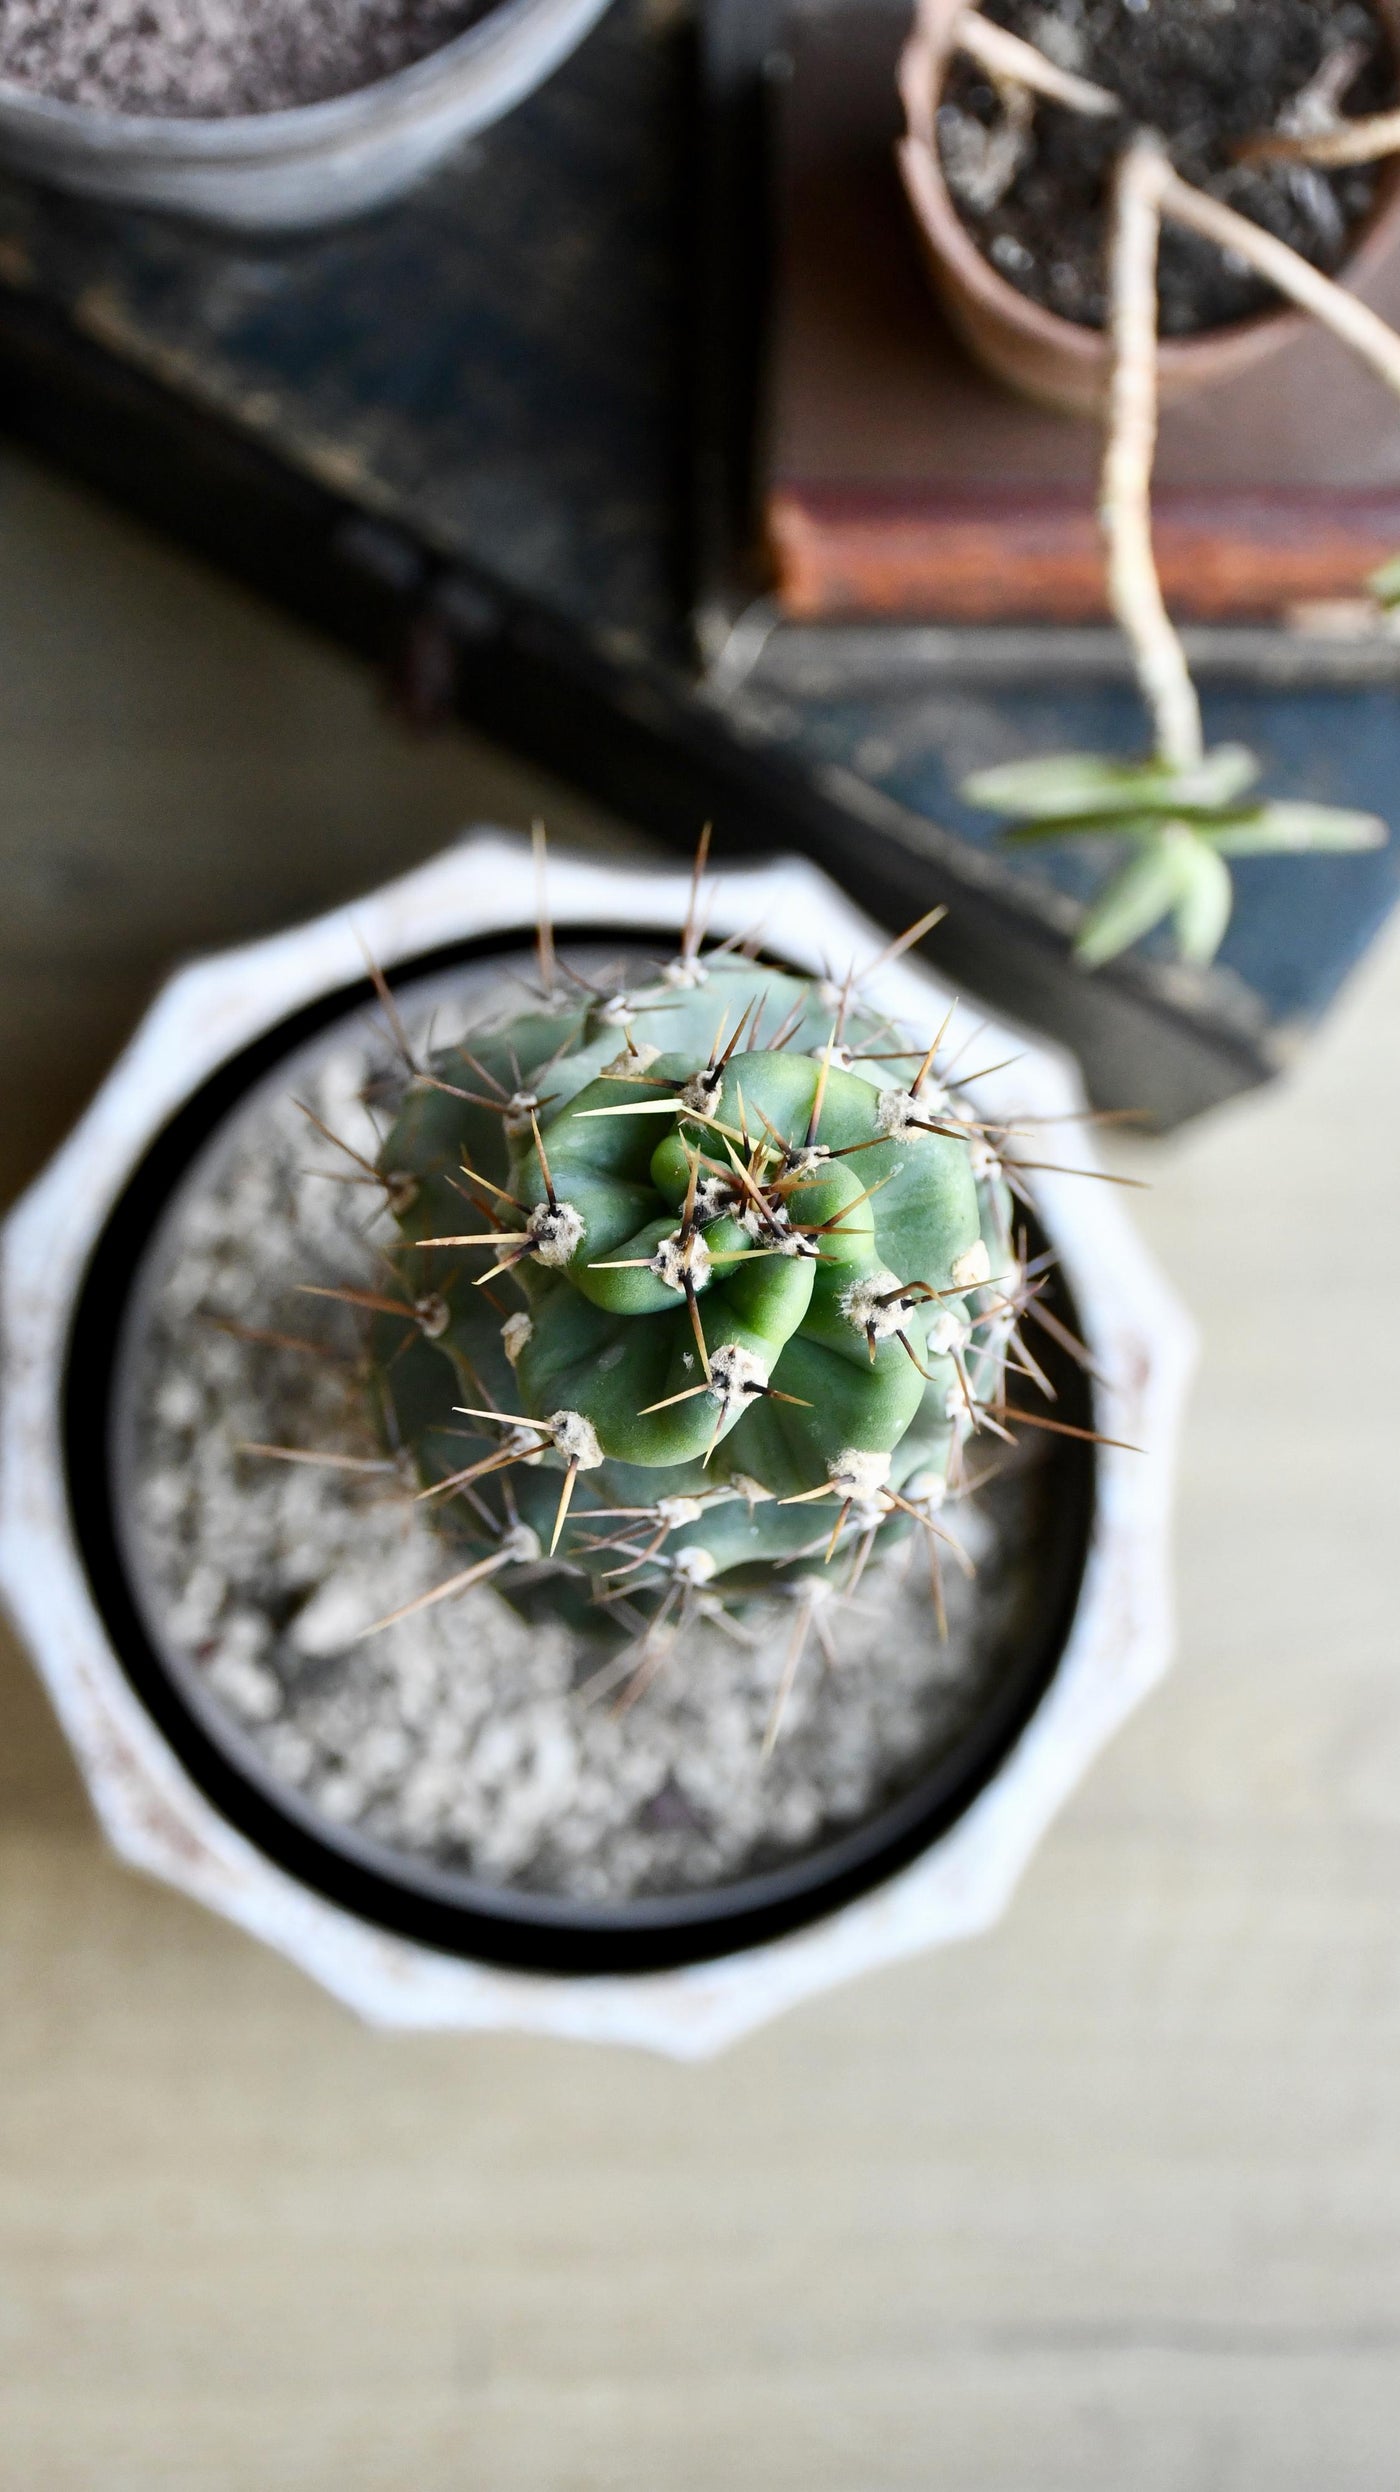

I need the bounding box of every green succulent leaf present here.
[1367,553,1400,609]
[982,736,1387,972]
[1074,833,1191,968]
[1076,831,1234,970]
[1206,801,1388,857]
[1169,839,1233,966]
[1004,809,1175,847]
[963,743,1259,824]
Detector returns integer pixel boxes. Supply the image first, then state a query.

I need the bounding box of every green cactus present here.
[360,921,1021,1657]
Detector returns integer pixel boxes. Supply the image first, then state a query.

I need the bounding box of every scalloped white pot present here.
[0,839,1193,2056]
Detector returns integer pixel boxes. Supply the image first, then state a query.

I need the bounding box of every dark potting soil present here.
[939,0,1400,335]
[0,0,494,118]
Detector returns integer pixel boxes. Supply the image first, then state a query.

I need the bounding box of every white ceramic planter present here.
[0,837,1193,2055]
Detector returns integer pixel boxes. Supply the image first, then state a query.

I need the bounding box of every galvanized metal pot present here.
[0,0,614,231]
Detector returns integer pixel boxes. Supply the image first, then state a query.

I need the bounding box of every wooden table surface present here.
[3,450,1399,2490]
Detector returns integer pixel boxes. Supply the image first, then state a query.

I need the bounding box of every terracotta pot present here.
[897,0,1400,417]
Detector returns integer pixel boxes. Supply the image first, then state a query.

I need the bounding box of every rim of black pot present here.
[64,920,1096,1978]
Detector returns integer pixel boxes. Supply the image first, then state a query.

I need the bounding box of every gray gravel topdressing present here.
[114,966,1043,1909]
[0,0,491,117]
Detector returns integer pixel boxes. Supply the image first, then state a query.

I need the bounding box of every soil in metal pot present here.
[939,0,1398,334]
[0,0,494,118]
[112,963,1067,1912]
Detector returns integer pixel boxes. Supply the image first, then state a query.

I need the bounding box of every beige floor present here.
[2,452,1399,2492]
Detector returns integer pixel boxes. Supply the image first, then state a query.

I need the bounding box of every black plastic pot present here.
[67,923,1096,1979]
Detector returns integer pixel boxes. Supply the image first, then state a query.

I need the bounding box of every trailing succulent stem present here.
[350,872,1050,1677]
[946,5,1392,968]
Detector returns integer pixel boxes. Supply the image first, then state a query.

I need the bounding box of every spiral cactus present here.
[356,889,1023,1656]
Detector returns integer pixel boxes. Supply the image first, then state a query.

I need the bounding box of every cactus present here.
[355,887,1032,1669]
